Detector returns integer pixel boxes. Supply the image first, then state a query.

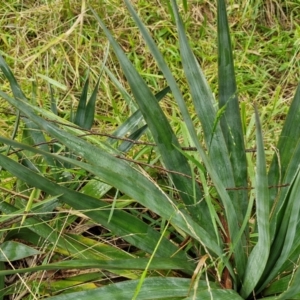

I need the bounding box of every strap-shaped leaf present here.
[268,84,300,240]
[84,74,101,129]
[217,0,248,219]
[91,8,212,231]
[43,277,241,300]
[257,165,300,293]
[0,98,223,259]
[170,0,246,279]
[0,258,192,276]
[0,54,27,101]
[240,108,270,298]
[122,0,219,236]
[0,148,189,261]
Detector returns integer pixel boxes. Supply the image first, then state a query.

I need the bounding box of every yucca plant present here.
[0,0,300,299]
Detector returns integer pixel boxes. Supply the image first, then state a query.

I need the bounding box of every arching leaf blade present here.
[0,128,223,259]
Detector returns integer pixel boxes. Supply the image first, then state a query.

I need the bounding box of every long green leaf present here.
[91,8,212,231]
[268,83,300,240]
[257,165,300,293]
[0,258,192,276]
[240,108,270,298]
[0,151,191,262]
[84,44,109,129]
[44,277,234,300]
[119,7,244,280]
[217,0,248,219]
[121,0,219,237]
[276,220,300,276]
[262,274,293,296]
[170,0,246,280]
[0,55,27,101]
[0,121,223,259]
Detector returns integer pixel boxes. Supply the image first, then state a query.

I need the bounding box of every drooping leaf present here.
[0,131,223,260]
[0,151,191,262]
[0,54,27,101]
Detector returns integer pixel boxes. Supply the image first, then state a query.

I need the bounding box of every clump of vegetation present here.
[0,0,300,299]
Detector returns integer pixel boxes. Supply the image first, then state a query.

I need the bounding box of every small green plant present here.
[0,0,300,299]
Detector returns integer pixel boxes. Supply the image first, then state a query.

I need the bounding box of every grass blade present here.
[49,84,58,115]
